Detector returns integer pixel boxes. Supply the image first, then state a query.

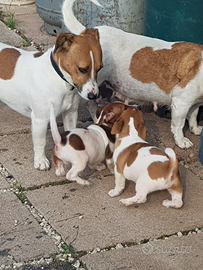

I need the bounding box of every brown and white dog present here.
[50,102,130,185]
[109,107,183,208]
[63,0,203,149]
[0,29,102,170]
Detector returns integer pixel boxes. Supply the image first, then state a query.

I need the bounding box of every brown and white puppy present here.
[50,102,130,185]
[0,29,102,170]
[109,107,183,208]
[64,0,203,149]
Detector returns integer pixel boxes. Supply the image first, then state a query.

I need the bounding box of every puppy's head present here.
[95,102,131,128]
[53,29,103,100]
[111,107,146,140]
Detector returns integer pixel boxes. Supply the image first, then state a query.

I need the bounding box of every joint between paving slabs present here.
[1,163,203,268]
[0,163,87,269]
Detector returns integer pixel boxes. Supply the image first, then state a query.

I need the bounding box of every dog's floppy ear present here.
[111,118,124,135]
[138,121,146,140]
[54,33,75,54]
[81,28,100,41]
[104,111,116,122]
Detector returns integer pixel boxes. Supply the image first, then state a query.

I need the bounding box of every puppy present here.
[0,29,102,170]
[109,107,183,208]
[63,0,203,149]
[50,102,130,185]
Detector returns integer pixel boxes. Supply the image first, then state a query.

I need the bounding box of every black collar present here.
[50,52,75,90]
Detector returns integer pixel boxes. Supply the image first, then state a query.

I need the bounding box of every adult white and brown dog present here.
[50,102,130,185]
[0,29,102,170]
[109,107,183,208]
[63,0,203,149]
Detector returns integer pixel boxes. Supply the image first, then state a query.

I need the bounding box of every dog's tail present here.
[165,148,178,175]
[62,0,102,35]
[165,148,182,191]
[50,103,61,145]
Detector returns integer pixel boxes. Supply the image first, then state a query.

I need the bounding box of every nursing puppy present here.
[0,28,102,170]
[109,107,183,208]
[63,0,203,149]
[50,102,129,185]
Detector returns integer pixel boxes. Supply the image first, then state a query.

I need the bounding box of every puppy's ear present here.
[81,28,100,41]
[111,118,124,135]
[54,33,75,54]
[138,122,146,139]
[104,111,116,122]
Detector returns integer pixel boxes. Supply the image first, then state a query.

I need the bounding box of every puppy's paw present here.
[119,198,133,206]
[108,189,121,197]
[76,178,90,186]
[162,199,183,208]
[90,164,106,171]
[35,157,50,171]
[176,137,193,149]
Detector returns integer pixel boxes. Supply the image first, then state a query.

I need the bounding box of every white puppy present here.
[50,102,131,185]
[109,107,183,208]
[63,0,203,149]
[0,29,102,170]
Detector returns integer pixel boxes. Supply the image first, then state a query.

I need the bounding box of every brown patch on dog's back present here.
[116,142,149,174]
[130,42,203,93]
[150,148,166,156]
[148,161,170,180]
[69,134,85,151]
[0,48,21,80]
[34,52,44,58]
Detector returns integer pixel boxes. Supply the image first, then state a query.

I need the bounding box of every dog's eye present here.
[78,67,88,74]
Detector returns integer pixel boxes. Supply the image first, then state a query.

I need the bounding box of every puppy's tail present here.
[50,103,61,145]
[62,0,102,35]
[165,148,182,192]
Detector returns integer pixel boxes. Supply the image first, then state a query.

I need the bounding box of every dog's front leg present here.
[31,114,50,170]
[62,94,80,130]
[108,170,125,197]
[171,98,193,148]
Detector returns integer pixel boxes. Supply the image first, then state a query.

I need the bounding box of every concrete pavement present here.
[0,3,203,270]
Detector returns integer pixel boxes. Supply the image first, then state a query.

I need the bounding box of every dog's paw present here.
[75,178,90,185]
[190,125,202,135]
[34,157,50,171]
[162,199,183,208]
[119,198,133,206]
[108,189,121,197]
[90,164,106,171]
[80,180,90,186]
[176,137,193,148]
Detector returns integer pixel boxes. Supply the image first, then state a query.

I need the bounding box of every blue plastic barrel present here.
[144,0,203,44]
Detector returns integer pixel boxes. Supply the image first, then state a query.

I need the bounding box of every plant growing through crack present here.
[0,4,16,29]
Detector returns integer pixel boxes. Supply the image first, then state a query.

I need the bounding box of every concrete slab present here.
[0,174,10,190]
[26,166,203,252]
[0,101,31,136]
[0,130,62,188]
[0,20,24,46]
[0,190,58,265]
[143,112,203,180]
[0,3,55,50]
[14,10,55,49]
[82,232,203,270]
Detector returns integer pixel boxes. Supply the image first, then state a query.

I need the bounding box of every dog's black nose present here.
[88,92,97,100]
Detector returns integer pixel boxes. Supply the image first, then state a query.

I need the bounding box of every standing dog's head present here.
[52,29,102,100]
